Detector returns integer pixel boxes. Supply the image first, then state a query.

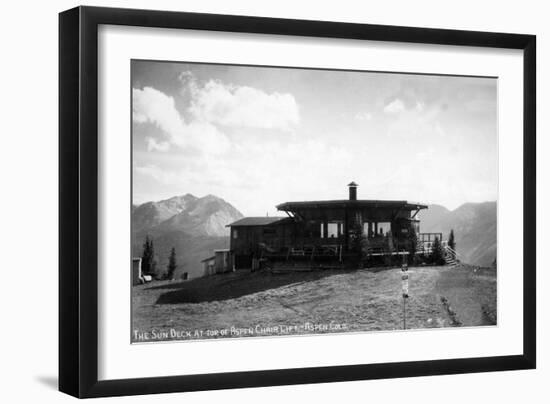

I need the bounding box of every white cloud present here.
[184,120,231,155]
[132,86,230,155]
[355,111,372,121]
[133,87,184,135]
[178,70,199,96]
[134,135,355,215]
[383,98,406,114]
[133,74,301,159]
[145,137,170,152]
[188,79,299,130]
[132,66,496,212]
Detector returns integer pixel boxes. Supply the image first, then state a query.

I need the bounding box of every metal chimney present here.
[348,181,358,200]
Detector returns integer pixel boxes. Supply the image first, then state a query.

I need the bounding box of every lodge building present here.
[226,182,444,270]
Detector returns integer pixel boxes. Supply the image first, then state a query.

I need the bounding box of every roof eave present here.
[277,200,428,210]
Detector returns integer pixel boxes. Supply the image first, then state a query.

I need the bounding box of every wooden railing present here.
[417,232,443,243]
[260,234,458,266]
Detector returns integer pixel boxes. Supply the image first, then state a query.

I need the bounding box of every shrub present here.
[430,236,445,265]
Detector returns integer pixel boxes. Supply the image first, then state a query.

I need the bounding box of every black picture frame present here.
[59,6,536,398]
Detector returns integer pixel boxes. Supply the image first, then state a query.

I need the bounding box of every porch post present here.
[344,207,348,250]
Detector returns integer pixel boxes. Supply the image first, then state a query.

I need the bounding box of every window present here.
[320,222,343,238]
[378,222,391,236]
[327,223,339,238]
[233,229,238,239]
[363,222,371,237]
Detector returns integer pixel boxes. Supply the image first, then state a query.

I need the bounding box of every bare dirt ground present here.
[131,264,496,342]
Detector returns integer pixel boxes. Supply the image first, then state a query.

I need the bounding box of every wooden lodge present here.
[226,182,449,270]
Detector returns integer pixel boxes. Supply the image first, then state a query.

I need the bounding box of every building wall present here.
[230,225,288,254]
[283,207,418,250]
[215,250,233,273]
[202,259,216,276]
[132,258,142,286]
[229,207,421,258]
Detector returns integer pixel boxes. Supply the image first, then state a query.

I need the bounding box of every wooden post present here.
[343,208,348,251]
[402,255,409,330]
[403,296,406,330]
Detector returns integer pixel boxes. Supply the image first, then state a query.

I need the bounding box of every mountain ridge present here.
[132,194,243,279]
[132,195,496,279]
[420,201,496,267]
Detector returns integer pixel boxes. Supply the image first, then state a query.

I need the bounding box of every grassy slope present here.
[132,264,496,342]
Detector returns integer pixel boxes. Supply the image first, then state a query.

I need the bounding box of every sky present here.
[132,60,497,215]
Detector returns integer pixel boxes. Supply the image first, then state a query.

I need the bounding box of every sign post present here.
[401,254,409,330]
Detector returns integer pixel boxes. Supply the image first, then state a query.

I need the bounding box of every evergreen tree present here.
[407,229,418,265]
[349,223,367,259]
[448,229,456,252]
[431,236,445,265]
[166,247,177,280]
[141,235,151,274]
[150,239,157,276]
[141,235,156,276]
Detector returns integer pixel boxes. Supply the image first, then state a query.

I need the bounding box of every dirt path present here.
[132,264,496,342]
[434,265,497,326]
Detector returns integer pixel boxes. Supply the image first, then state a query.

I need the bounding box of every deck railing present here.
[259,233,457,264]
[417,232,443,243]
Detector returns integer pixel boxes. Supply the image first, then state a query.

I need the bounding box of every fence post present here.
[401,255,409,330]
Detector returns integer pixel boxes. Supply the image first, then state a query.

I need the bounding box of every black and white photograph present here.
[130,60,498,343]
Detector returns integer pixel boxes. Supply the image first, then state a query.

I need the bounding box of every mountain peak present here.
[133,193,244,237]
[163,193,197,203]
[198,194,226,202]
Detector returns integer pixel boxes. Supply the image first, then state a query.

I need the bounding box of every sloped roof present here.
[226,217,287,227]
[277,200,427,211]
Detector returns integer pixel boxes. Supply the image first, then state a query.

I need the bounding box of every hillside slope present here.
[132,194,243,279]
[420,202,496,267]
[132,264,496,341]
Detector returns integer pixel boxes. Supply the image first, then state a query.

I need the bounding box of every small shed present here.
[201,255,216,277]
[214,249,233,273]
[132,257,143,286]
